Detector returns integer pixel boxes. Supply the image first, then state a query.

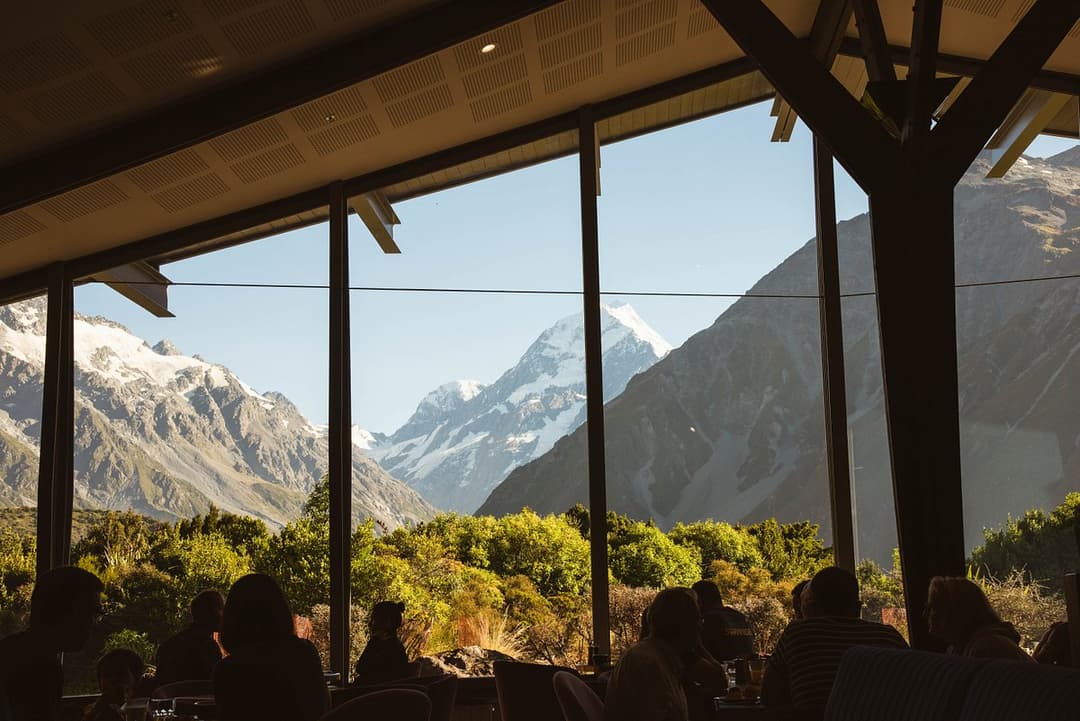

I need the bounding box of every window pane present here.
[0,295,45,638]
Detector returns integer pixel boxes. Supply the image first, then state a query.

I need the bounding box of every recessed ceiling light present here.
[325,113,336,123]
[480,43,497,54]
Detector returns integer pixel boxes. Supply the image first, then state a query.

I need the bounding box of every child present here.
[351,601,409,686]
[83,649,143,721]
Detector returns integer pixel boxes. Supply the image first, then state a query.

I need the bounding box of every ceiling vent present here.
[0,211,47,246]
[151,172,230,213]
[470,82,532,123]
[209,118,289,161]
[538,22,603,95]
[615,0,678,38]
[372,56,446,103]
[323,0,393,22]
[687,7,721,39]
[533,0,600,42]
[944,0,1007,18]
[121,36,220,92]
[462,55,529,100]
[0,34,90,94]
[203,0,273,19]
[385,84,454,127]
[292,85,368,132]
[221,0,316,56]
[126,149,210,193]
[23,72,127,126]
[230,143,306,183]
[543,53,603,94]
[616,23,677,66]
[307,115,380,155]
[84,0,193,57]
[39,180,129,222]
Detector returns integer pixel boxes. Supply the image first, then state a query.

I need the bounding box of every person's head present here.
[791,580,810,620]
[925,576,1001,645]
[805,567,861,618]
[96,648,143,705]
[190,589,225,632]
[690,580,723,612]
[220,574,294,653]
[369,601,405,638]
[646,587,702,653]
[1033,622,1071,666]
[29,566,104,651]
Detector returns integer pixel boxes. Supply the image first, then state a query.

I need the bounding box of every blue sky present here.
[73,100,1078,431]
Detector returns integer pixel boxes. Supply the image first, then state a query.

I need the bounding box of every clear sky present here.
[73,100,1078,432]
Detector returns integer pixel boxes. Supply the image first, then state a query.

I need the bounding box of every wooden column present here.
[36,263,75,575]
[328,182,353,675]
[579,106,611,657]
[813,138,856,573]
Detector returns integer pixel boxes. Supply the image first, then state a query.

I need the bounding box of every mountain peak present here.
[603,303,673,357]
[153,339,182,356]
[420,380,485,411]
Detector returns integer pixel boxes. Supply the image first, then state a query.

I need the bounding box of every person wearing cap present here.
[352,601,409,686]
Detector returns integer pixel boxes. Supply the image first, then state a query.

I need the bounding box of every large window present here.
[596,105,835,655]
[62,230,331,689]
[957,139,1080,651]
[0,295,46,638]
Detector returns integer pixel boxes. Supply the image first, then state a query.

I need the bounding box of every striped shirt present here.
[761,617,908,712]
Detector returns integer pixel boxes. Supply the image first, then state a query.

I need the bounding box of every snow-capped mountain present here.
[0,301,434,529]
[480,149,1080,564]
[364,304,671,513]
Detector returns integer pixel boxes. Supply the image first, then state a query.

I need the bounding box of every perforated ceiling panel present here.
[209,118,290,162]
[307,115,381,155]
[292,86,369,132]
[221,0,317,56]
[39,180,129,223]
[536,4,603,95]
[376,56,455,127]
[944,0,1008,17]
[230,143,306,183]
[615,0,678,67]
[125,149,211,193]
[151,172,230,213]
[0,211,47,246]
[0,34,91,94]
[687,6,721,39]
[120,36,222,93]
[83,0,194,57]
[23,72,127,125]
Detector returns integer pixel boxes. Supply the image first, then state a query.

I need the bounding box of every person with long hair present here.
[925,576,1032,661]
[212,575,329,721]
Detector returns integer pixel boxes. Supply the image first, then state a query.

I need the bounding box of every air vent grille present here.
[615,0,678,39]
[385,84,454,127]
[126,149,210,192]
[292,86,368,132]
[453,24,524,73]
[0,211,47,246]
[323,0,392,22]
[307,115,380,155]
[543,53,602,94]
[203,0,272,19]
[222,0,316,56]
[534,0,600,42]
[0,114,26,145]
[84,0,193,56]
[209,118,289,161]
[121,36,220,92]
[944,0,1006,17]
[230,143,305,183]
[1011,0,1034,21]
[687,7,721,39]
[23,72,127,125]
[0,34,90,94]
[538,24,602,70]
[372,56,445,103]
[615,23,676,66]
[462,55,529,100]
[151,172,230,213]
[39,180,128,222]
[470,81,531,123]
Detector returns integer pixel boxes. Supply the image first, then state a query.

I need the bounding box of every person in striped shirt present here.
[760,566,908,713]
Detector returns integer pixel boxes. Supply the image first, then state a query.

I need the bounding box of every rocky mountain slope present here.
[0,300,434,529]
[480,150,1080,563]
[364,304,671,512]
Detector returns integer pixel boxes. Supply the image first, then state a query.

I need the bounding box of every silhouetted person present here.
[1033,622,1071,666]
[691,580,754,661]
[606,587,724,721]
[82,649,143,721]
[212,575,328,721]
[351,601,409,686]
[0,566,104,721]
[761,567,907,714]
[153,590,223,688]
[926,576,1032,662]
[790,580,809,620]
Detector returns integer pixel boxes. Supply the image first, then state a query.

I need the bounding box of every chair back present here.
[494,661,575,721]
[322,688,430,721]
[413,675,457,721]
[552,671,603,721]
[956,659,1080,721]
[151,680,214,699]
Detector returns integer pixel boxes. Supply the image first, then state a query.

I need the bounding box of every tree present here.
[71,511,152,571]
[746,519,831,581]
[970,493,1080,588]
[669,520,765,575]
[608,521,700,588]
[487,510,590,596]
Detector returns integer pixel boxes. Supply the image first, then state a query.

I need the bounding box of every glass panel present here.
[958,139,1080,654]
[598,105,834,658]
[62,233,329,691]
[349,155,593,672]
[0,295,46,638]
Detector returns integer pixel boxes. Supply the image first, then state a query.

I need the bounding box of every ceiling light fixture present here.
[480,43,497,54]
[325,113,336,123]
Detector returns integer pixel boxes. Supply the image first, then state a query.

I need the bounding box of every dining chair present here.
[552,671,603,721]
[321,688,430,721]
[493,661,577,721]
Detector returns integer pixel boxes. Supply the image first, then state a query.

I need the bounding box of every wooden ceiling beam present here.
[853,0,897,83]
[0,0,561,216]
